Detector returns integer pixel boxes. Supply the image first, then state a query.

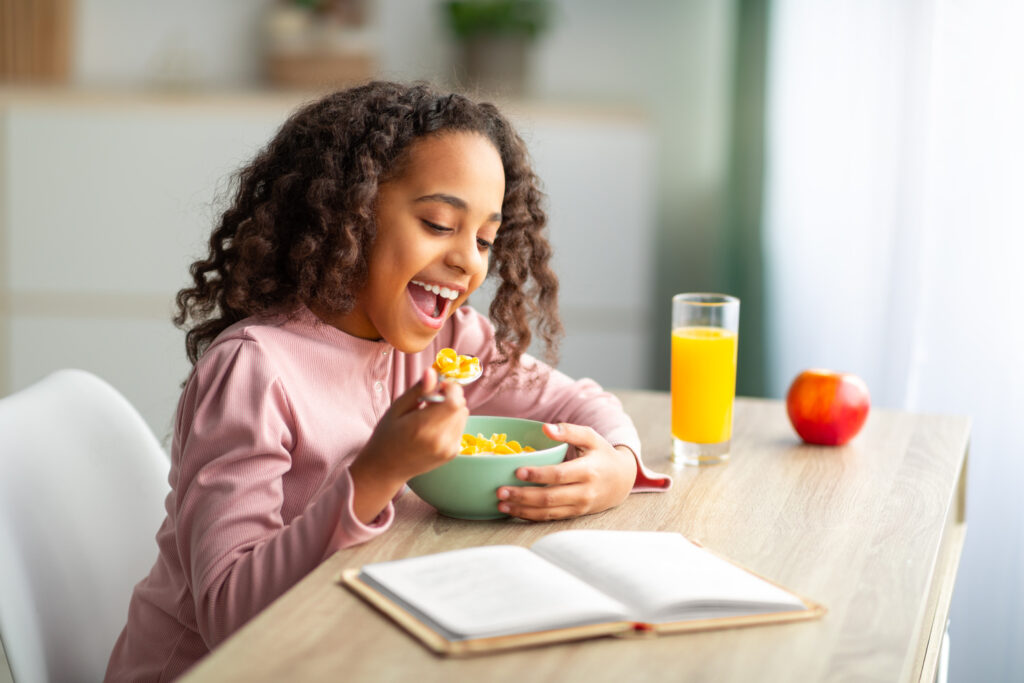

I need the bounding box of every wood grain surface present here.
[182,393,969,683]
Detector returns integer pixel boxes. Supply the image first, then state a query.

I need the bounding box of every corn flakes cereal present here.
[433,347,481,381]
[459,432,537,456]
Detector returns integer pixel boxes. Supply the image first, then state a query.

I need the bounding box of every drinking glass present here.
[670,293,740,466]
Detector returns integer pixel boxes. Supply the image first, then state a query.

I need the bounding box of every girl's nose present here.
[445,234,486,275]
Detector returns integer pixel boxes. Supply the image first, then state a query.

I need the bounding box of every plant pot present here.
[458,34,529,97]
[266,50,375,91]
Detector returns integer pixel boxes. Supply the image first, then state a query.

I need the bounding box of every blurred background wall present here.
[2,1,1022,681]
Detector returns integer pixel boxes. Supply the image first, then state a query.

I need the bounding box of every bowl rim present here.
[451,446,566,461]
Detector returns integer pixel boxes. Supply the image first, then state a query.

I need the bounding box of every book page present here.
[360,545,630,640]
[530,530,807,623]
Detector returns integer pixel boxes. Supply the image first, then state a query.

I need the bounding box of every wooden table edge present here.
[907,444,969,682]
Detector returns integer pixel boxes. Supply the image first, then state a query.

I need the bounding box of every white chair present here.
[0,369,170,683]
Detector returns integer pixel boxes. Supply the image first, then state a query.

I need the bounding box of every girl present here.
[105,81,670,681]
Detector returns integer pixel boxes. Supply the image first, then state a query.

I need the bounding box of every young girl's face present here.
[332,131,505,352]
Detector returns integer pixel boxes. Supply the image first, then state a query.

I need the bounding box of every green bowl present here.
[407,416,568,520]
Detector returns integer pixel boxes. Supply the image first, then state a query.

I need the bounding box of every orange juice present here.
[671,326,738,444]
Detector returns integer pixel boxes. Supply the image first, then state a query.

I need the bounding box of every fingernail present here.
[498,503,510,513]
[517,467,530,481]
[497,488,509,500]
[546,423,561,435]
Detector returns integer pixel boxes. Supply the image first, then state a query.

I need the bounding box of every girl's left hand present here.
[496,423,637,521]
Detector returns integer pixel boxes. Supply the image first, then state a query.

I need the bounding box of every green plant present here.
[445,0,551,41]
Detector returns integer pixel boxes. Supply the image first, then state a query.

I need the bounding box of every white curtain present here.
[765,1,1024,681]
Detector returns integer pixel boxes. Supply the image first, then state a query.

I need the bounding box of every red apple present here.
[786,369,870,445]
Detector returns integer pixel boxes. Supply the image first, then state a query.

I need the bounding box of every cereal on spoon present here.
[432,347,481,383]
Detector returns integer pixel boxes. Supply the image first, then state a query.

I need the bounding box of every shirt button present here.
[381,348,390,357]
[374,381,384,393]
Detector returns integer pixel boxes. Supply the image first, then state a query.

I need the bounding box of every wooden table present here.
[183,393,969,683]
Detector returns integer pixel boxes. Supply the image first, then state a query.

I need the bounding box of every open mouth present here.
[408,280,459,323]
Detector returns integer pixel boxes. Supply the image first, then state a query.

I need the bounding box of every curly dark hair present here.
[174,80,562,370]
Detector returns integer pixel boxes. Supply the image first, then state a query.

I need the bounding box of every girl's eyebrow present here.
[414,193,502,223]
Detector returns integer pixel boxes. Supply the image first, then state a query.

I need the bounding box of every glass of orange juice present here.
[671,293,740,466]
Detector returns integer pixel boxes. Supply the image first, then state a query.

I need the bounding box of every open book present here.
[340,530,824,655]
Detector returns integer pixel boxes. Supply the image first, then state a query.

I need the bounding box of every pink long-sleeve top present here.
[105,305,670,681]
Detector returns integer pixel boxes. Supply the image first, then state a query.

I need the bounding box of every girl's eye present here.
[422,219,452,233]
[422,218,491,251]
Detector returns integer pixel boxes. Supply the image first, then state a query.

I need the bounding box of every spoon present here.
[419,351,482,404]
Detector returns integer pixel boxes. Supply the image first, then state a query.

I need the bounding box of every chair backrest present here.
[0,369,170,683]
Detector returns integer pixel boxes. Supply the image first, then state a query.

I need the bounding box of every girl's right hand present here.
[348,369,467,523]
